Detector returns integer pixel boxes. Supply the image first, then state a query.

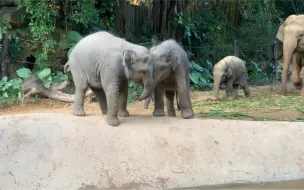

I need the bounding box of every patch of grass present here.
[194,93,304,121]
[0,97,19,109]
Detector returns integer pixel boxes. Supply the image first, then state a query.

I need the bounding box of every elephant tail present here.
[176,90,180,111]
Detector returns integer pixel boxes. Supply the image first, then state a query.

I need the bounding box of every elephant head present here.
[276,15,304,94]
[122,50,154,101]
[212,62,232,99]
[149,47,180,84]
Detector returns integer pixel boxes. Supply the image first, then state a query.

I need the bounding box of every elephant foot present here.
[101,110,107,115]
[118,109,130,117]
[153,109,165,117]
[167,110,176,117]
[106,116,120,127]
[168,112,176,117]
[181,108,194,119]
[73,106,86,116]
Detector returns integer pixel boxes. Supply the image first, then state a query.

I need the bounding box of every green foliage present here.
[70,0,100,32]
[14,0,59,69]
[16,67,32,79]
[97,0,118,30]
[170,0,282,90]
[16,67,68,89]
[59,30,83,57]
[0,16,12,40]
[0,76,22,99]
[0,67,69,100]
[8,37,22,61]
[189,60,213,89]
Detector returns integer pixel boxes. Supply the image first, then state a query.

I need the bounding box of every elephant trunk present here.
[144,94,153,109]
[282,32,298,94]
[137,57,155,101]
[137,81,154,101]
[213,74,222,99]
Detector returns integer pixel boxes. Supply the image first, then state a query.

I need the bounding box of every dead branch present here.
[21,75,93,103]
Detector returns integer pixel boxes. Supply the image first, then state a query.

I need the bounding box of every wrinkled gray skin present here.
[147,39,194,118]
[64,31,153,127]
[212,56,250,100]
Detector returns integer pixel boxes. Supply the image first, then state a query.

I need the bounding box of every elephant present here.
[212,56,250,100]
[64,31,154,127]
[276,14,304,95]
[143,39,194,119]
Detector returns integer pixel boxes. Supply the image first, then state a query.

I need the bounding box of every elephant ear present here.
[123,50,136,69]
[226,65,232,78]
[123,50,136,80]
[169,49,179,71]
[276,22,285,42]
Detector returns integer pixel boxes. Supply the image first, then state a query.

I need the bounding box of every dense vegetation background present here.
[0,0,304,101]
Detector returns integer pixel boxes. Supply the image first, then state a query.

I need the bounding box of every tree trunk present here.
[1,34,10,78]
[21,75,93,103]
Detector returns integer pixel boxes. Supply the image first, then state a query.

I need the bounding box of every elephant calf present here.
[212,56,250,100]
[64,31,153,127]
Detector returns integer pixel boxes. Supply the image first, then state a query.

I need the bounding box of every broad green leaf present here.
[1,76,8,82]
[37,68,51,79]
[18,91,22,99]
[59,39,73,49]
[190,73,199,84]
[16,68,32,79]
[67,31,83,42]
[68,45,76,57]
[43,80,52,89]
[3,92,8,98]
[0,33,2,40]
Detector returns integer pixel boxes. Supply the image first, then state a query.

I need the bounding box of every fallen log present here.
[21,75,93,103]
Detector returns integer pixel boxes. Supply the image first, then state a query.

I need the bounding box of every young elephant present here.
[64,31,153,127]
[148,40,194,118]
[212,56,250,100]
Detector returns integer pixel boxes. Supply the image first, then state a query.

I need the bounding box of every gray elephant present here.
[145,39,194,119]
[212,55,250,100]
[64,31,153,127]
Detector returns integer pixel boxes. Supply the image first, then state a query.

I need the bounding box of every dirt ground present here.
[0,83,301,120]
[1,83,304,189]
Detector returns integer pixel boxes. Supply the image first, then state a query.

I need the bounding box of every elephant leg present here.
[232,85,238,99]
[176,76,194,119]
[90,86,107,115]
[242,81,251,97]
[118,80,129,117]
[72,73,88,116]
[291,55,302,90]
[104,81,120,127]
[153,87,165,117]
[186,75,193,111]
[165,90,176,117]
[226,79,235,100]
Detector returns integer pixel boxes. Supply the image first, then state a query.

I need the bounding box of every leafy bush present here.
[0,77,22,99]
[0,68,68,100]
[189,60,213,90]
[59,31,84,57]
